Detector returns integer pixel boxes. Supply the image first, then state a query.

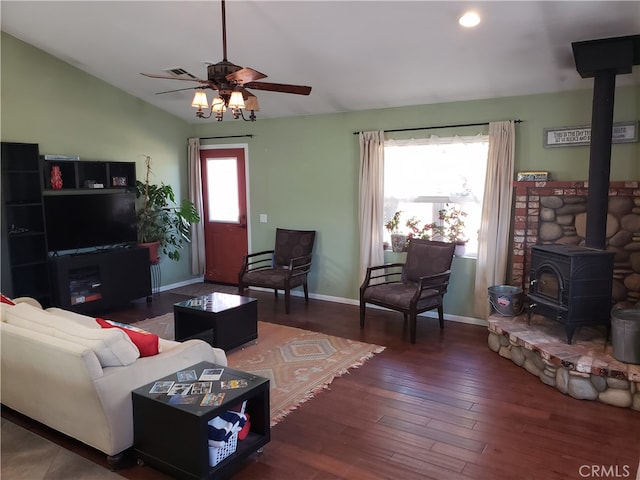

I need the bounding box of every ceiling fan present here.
[141,0,312,121]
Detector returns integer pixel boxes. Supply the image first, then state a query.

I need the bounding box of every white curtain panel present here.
[187,137,206,276]
[473,121,516,319]
[358,131,385,283]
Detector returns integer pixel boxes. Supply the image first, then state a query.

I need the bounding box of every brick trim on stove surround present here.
[511,180,640,295]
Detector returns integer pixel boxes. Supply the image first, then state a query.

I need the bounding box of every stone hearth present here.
[488,313,639,410]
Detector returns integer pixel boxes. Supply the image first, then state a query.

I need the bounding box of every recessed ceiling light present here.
[459,11,481,28]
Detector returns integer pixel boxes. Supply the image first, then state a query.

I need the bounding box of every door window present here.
[206,158,239,223]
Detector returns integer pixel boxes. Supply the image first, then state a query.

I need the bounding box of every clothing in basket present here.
[207,410,247,448]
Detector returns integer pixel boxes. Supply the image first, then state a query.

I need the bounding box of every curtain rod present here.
[353,119,522,135]
[199,134,254,140]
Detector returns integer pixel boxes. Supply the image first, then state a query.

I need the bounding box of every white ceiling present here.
[2,1,639,123]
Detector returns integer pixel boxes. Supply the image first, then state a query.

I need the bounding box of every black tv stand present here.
[50,247,151,314]
[57,243,137,257]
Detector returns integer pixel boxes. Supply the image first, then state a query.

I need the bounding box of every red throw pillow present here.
[0,294,15,305]
[95,318,159,357]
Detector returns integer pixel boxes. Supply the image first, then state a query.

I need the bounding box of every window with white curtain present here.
[384,135,489,257]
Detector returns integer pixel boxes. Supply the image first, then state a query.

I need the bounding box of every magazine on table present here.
[221,379,248,390]
[200,392,226,407]
[190,382,213,394]
[169,395,199,405]
[199,368,224,381]
[177,369,198,382]
[168,383,193,396]
[149,381,175,394]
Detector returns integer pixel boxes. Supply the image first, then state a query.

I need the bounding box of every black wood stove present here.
[527,245,614,344]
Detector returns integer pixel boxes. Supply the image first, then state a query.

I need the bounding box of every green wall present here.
[2,32,638,319]
[1,33,193,285]
[192,84,638,318]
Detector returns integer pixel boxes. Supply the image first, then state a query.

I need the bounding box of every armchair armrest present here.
[412,270,452,301]
[240,249,275,275]
[287,253,313,280]
[360,263,405,290]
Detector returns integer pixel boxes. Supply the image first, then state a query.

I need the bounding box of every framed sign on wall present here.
[543,121,638,148]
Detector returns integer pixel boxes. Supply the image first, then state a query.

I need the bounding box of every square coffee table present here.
[174,292,258,352]
[132,361,270,479]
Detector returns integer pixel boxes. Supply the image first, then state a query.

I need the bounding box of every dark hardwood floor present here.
[3,285,639,479]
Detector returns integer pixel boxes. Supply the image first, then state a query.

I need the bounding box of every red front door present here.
[200,147,248,284]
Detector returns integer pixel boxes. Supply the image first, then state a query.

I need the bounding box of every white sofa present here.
[0,297,227,462]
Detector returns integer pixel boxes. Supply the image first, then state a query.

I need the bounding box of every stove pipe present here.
[584,71,615,249]
[571,35,640,249]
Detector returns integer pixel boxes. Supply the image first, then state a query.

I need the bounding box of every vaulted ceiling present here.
[2,1,639,123]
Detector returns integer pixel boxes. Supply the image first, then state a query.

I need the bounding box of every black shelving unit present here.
[1,142,51,305]
[41,158,136,190]
[37,156,147,312]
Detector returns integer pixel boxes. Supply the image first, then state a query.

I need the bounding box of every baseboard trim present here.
[247,286,486,327]
[159,280,486,326]
[158,276,204,293]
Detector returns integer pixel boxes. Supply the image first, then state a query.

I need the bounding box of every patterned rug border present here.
[134,314,385,426]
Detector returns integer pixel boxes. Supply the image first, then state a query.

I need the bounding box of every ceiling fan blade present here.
[141,72,207,83]
[226,67,268,84]
[156,86,201,95]
[244,82,312,95]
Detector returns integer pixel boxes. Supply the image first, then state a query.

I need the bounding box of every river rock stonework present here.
[487,314,640,411]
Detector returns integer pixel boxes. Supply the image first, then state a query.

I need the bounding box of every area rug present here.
[134,314,385,425]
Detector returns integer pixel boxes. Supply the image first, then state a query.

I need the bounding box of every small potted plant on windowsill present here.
[435,204,468,256]
[406,216,436,242]
[385,211,408,252]
[135,155,200,263]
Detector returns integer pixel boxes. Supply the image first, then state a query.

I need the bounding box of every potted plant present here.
[435,204,468,255]
[406,217,436,241]
[135,155,200,263]
[385,211,407,252]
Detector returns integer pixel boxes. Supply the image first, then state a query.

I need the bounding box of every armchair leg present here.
[303,282,309,302]
[284,289,291,314]
[359,300,366,328]
[238,282,245,295]
[409,313,417,344]
[438,306,445,329]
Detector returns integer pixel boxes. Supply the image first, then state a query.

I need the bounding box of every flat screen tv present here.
[44,192,138,252]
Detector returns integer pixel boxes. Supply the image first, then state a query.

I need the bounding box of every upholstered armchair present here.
[238,228,316,314]
[360,239,456,343]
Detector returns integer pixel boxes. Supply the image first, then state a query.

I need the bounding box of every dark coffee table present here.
[132,361,270,479]
[173,293,258,352]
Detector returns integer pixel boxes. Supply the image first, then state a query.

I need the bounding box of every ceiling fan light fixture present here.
[212,96,226,112]
[244,96,259,112]
[228,90,245,109]
[143,0,310,122]
[191,90,209,108]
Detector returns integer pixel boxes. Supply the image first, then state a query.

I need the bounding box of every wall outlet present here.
[259,214,268,223]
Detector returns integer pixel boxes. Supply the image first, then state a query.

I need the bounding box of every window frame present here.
[382,134,489,257]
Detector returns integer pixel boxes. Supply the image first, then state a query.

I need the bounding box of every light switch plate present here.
[259,214,268,223]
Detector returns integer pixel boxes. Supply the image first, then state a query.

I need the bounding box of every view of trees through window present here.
[383,135,489,256]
